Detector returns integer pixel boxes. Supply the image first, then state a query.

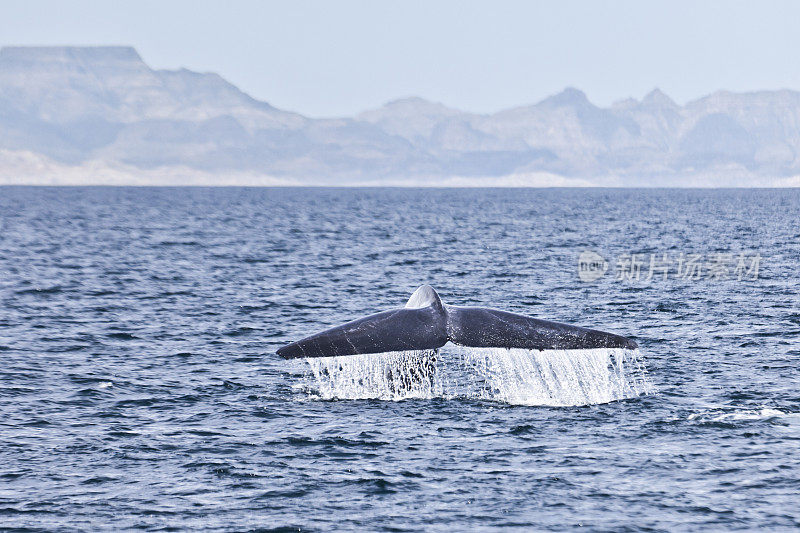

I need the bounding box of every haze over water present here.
[1,187,798,530]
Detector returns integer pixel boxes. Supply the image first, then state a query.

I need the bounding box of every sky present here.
[1,0,799,117]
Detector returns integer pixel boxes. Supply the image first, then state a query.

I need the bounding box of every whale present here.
[277,285,637,359]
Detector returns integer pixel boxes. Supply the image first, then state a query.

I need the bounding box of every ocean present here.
[1,187,798,531]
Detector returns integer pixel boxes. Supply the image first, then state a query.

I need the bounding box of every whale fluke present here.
[277,285,637,359]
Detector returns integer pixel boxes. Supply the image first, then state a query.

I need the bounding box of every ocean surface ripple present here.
[0,187,798,531]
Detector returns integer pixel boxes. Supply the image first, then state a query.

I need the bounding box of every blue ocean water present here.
[0,187,798,531]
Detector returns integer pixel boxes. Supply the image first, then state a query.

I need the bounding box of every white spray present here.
[302,347,653,406]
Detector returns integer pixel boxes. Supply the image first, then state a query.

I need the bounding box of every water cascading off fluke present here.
[300,347,653,406]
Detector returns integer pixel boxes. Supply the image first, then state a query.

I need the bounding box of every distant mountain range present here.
[1,46,799,186]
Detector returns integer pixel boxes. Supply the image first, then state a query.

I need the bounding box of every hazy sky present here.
[1,0,799,117]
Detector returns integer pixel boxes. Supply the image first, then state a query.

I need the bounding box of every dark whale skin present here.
[277,285,636,359]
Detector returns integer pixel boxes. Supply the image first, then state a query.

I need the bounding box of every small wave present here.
[157,240,200,246]
[281,436,389,448]
[688,407,791,423]
[88,289,117,296]
[301,346,653,406]
[106,332,139,340]
[352,477,397,494]
[14,285,64,295]
[80,476,118,485]
[223,326,257,337]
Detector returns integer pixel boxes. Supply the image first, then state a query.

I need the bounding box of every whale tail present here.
[277,285,637,359]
